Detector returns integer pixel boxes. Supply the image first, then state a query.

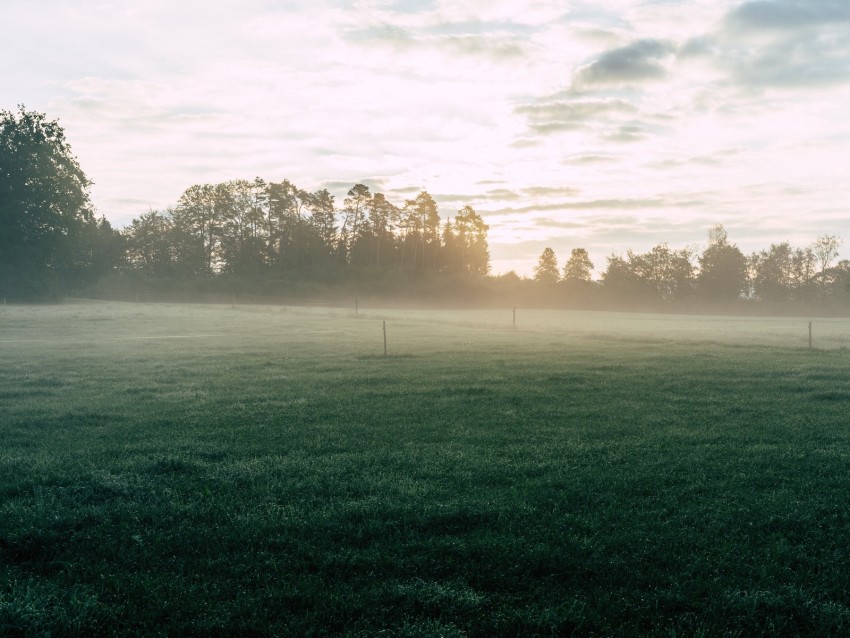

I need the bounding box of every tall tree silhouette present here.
[562,248,594,282]
[0,107,99,297]
[175,184,219,277]
[342,184,371,264]
[697,225,747,302]
[451,205,490,275]
[366,192,398,266]
[534,247,559,284]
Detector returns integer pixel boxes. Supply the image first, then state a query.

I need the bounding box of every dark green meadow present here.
[2,303,850,636]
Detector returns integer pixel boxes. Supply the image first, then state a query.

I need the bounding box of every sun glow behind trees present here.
[5,107,850,312]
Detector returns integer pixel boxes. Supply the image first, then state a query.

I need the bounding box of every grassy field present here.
[2,302,850,636]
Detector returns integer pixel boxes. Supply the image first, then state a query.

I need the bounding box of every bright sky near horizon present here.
[2,0,849,275]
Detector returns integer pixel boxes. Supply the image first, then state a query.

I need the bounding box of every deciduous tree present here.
[0,107,96,297]
[813,234,842,275]
[697,225,748,302]
[562,248,594,282]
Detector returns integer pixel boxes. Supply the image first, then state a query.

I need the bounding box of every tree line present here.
[4,106,850,312]
[123,181,490,280]
[528,226,849,311]
[1,107,490,300]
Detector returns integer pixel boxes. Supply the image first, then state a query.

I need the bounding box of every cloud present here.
[509,138,539,148]
[486,188,522,200]
[382,0,439,14]
[678,36,716,59]
[731,37,850,87]
[388,185,423,195]
[532,217,586,230]
[648,153,726,169]
[716,0,850,88]
[514,91,670,144]
[319,178,388,193]
[437,186,578,206]
[606,123,649,143]
[439,185,582,204]
[725,0,850,33]
[522,186,581,198]
[574,39,676,86]
[563,154,618,164]
[516,97,637,132]
[441,35,525,58]
[345,23,413,46]
[486,198,696,217]
[343,18,530,60]
[424,19,534,37]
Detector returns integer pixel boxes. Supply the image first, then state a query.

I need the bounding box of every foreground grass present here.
[2,303,850,636]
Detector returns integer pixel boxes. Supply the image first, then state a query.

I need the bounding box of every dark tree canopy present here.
[121,180,492,284]
[697,224,748,302]
[0,107,101,297]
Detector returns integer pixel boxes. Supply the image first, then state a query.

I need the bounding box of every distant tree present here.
[68,216,125,287]
[599,245,694,304]
[601,254,634,289]
[562,248,594,282]
[452,205,490,275]
[0,106,96,297]
[268,179,309,269]
[175,183,219,277]
[791,246,817,302]
[217,179,268,276]
[399,191,440,269]
[813,234,842,275]
[600,252,652,303]
[305,188,337,261]
[627,243,695,301]
[826,259,850,306]
[697,225,748,302]
[750,242,794,303]
[441,219,459,272]
[124,209,176,277]
[668,247,697,301]
[341,183,371,262]
[810,235,843,302]
[414,191,441,269]
[534,247,559,284]
[366,192,399,266]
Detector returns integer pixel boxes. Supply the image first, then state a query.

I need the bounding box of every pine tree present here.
[534,247,559,284]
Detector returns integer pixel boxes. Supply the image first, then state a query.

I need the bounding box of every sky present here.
[2,0,850,275]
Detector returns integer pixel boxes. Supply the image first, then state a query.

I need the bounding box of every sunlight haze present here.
[3,0,849,275]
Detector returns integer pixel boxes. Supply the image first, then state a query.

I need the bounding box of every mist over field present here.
[3,301,850,634]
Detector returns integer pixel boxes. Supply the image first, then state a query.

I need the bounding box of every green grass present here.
[2,302,850,636]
